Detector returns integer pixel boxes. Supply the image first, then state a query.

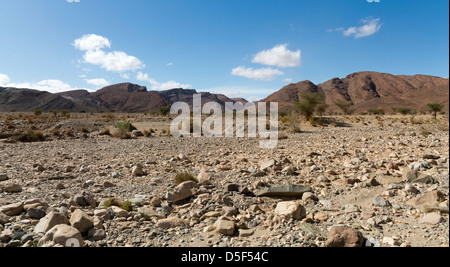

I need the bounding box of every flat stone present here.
[3,183,22,193]
[138,207,166,220]
[239,229,254,237]
[406,191,446,209]
[156,217,188,229]
[0,174,8,181]
[255,185,312,198]
[0,202,23,216]
[420,213,443,225]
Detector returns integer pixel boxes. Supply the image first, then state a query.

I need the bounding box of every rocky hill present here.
[264,72,449,113]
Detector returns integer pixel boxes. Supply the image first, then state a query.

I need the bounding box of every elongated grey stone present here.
[254,185,312,198]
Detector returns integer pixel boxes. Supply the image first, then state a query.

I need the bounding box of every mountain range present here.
[1,71,448,113]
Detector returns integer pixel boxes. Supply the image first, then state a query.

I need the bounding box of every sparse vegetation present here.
[15,130,46,143]
[34,109,43,116]
[368,108,385,115]
[113,121,135,139]
[294,92,326,122]
[392,107,412,115]
[427,103,444,119]
[334,100,355,115]
[159,107,171,116]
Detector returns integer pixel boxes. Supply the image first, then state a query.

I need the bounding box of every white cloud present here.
[282,78,293,83]
[252,44,301,68]
[121,73,130,79]
[74,34,145,73]
[73,34,110,51]
[136,72,192,90]
[231,66,284,81]
[85,78,110,88]
[341,18,382,38]
[67,0,81,2]
[167,62,174,66]
[0,73,10,86]
[82,50,145,72]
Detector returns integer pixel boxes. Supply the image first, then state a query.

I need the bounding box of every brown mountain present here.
[1,83,246,113]
[264,72,449,113]
[0,87,81,112]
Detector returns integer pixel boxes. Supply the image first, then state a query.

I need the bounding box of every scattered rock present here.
[214,218,236,236]
[255,185,312,198]
[34,211,70,234]
[406,191,446,209]
[326,226,365,247]
[2,183,22,193]
[167,181,199,202]
[274,201,306,220]
[0,174,8,182]
[0,202,23,216]
[156,217,188,229]
[27,208,47,220]
[420,213,443,225]
[373,196,390,207]
[131,164,145,176]
[38,224,84,247]
[70,209,94,235]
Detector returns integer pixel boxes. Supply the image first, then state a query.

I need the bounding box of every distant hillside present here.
[1,83,247,113]
[264,71,449,113]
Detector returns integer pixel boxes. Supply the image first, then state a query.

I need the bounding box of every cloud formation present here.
[0,73,10,86]
[332,18,382,39]
[84,78,110,88]
[74,34,145,72]
[136,72,192,90]
[252,44,301,68]
[231,66,284,81]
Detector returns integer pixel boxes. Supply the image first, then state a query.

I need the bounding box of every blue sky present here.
[0,0,448,101]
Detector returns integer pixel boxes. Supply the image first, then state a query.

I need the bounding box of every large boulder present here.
[326,226,365,247]
[70,209,94,235]
[38,224,84,247]
[34,211,70,234]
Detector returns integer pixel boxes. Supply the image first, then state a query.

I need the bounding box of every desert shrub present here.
[427,103,444,119]
[15,130,46,143]
[114,122,136,132]
[113,121,135,139]
[80,128,89,133]
[174,172,198,186]
[159,107,171,116]
[334,100,355,115]
[393,107,412,115]
[368,108,385,115]
[60,110,70,118]
[103,198,122,208]
[120,201,133,212]
[34,109,43,116]
[294,92,326,122]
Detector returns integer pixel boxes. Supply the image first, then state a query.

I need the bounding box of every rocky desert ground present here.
[0,112,448,247]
